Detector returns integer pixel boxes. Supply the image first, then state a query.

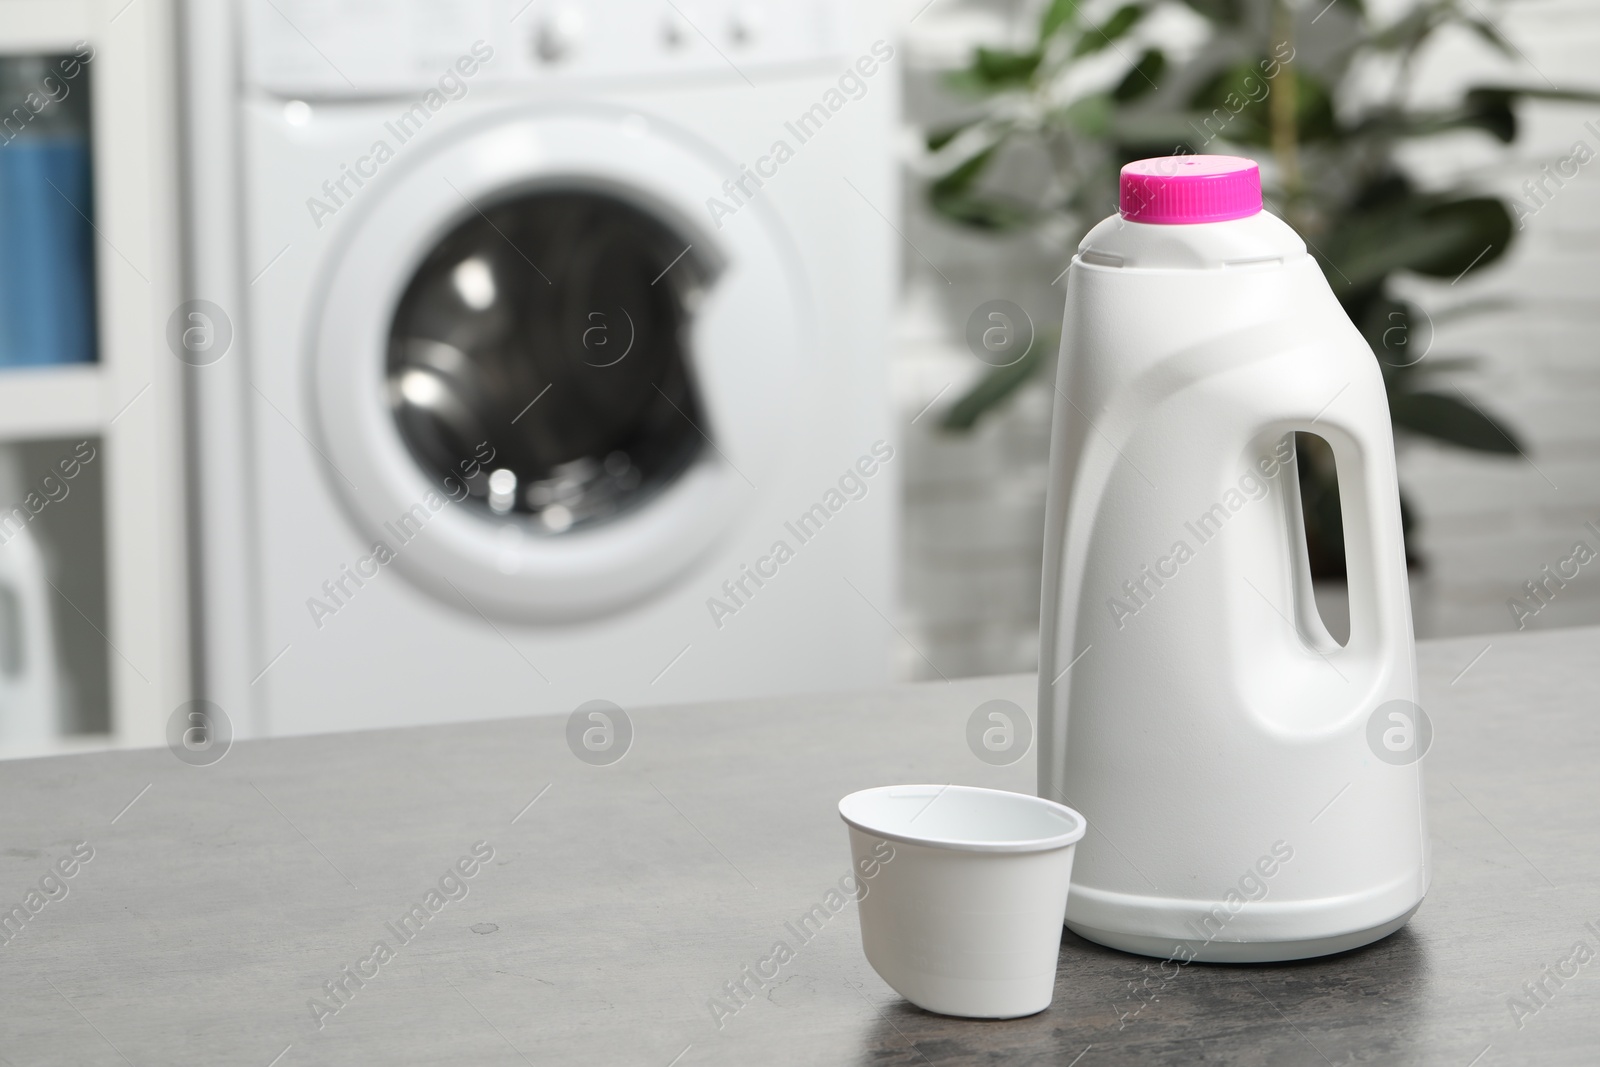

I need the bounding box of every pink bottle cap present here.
[1119,155,1262,224]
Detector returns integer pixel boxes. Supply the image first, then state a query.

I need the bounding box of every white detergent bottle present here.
[1037,156,1428,962]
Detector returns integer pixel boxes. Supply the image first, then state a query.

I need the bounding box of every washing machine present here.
[181,0,900,737]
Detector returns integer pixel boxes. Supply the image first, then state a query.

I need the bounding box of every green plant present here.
[928,0,1592,575]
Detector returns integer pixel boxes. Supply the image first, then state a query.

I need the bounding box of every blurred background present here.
[0,0,1595,757]
[895,0,1600,676]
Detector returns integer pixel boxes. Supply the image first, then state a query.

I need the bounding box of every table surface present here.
[2,625,1597,1066]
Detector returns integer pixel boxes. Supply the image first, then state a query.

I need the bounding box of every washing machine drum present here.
[311,112,803,622]
[388,190,710,535]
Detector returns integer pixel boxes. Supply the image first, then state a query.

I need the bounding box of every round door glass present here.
[387,189,713,534]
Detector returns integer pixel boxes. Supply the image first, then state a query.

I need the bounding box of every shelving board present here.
[0,365,104,442]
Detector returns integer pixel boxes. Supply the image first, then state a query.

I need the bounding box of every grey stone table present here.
[2,626,1597,1066]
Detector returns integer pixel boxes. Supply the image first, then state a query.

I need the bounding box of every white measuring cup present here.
[839,784,1087,1018]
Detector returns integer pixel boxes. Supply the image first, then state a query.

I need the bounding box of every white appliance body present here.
[1037,210,1429,962]
[188,0,899,736]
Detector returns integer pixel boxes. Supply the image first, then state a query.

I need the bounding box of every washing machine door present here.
[311,109,804,621]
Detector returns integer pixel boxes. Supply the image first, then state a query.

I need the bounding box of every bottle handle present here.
[1287,406,1410,666]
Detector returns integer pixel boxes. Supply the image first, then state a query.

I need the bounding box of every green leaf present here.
[1466,83,1600,106]
[1177,0,1242,25]
[1439,84,1600,143]
[1315,224,1431,291]
[1063,93,1114,137]
[1074,4,1145,57]
[931,145,997,198]
[1349,171,1413,213]
[1466,93,1518,142]
[1357,294,1415,361]
[1040,0,1080,39]
[1317,195,1514,289]
[929,190,1033,231]
[947,47,1042,94]
[926,118,980,152]
[1390,392,1523,453]
[976,47,1043,84]
[1436,93,1517,142]
[1349,93,1519,144]
[1410,197,1514,278]
[1112,48,1166,102]
[1464,19,1515,59]
[928,143,1032,229]
[940,335,1050,431]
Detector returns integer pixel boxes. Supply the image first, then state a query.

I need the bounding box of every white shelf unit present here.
[0,0,188,758]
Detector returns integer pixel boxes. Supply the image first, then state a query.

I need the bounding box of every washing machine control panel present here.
[244,0,856,97]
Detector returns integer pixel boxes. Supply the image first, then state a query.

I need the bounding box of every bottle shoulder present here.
[1075,211,1307,271]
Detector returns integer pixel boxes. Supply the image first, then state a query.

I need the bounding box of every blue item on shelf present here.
[0,134,98,367]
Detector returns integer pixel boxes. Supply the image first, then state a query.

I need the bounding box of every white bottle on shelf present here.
[0,447,65,745]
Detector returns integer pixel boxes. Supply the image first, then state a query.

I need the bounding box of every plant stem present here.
[1268,0,1305,225]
